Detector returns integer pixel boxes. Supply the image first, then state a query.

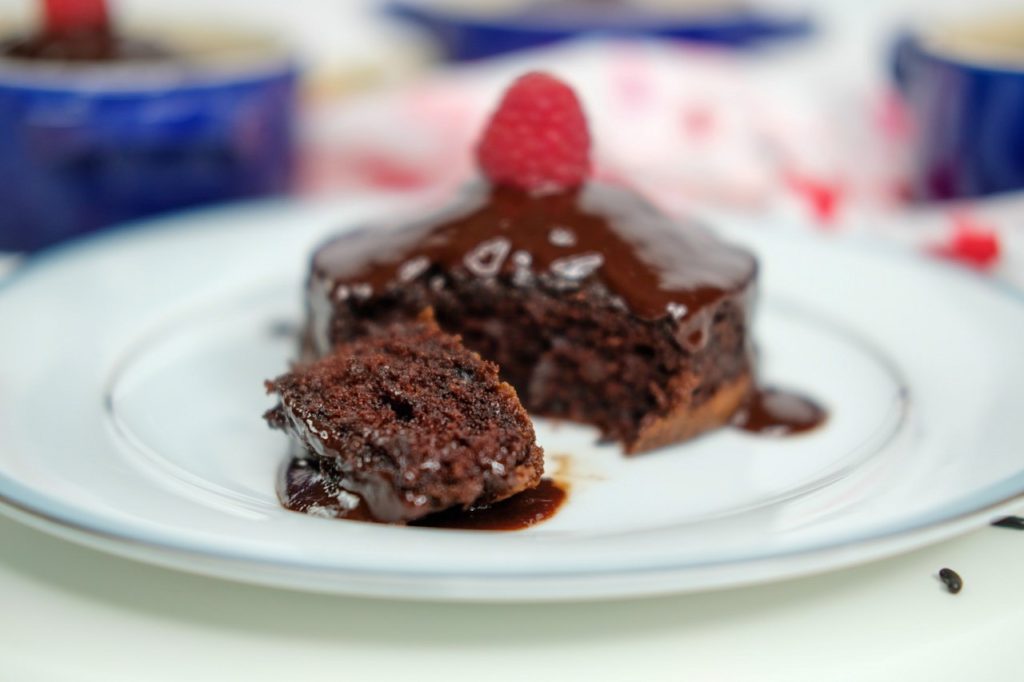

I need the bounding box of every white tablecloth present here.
[3,510,1023,681]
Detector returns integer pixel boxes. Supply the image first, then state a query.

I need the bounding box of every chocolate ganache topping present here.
[2,32,172,62]
[312,181,756,340]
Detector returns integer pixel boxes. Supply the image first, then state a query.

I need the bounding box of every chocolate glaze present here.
[312,182,756,326]
[280,456,565,531]
[732,387,826,436]
[275,409,421,523]
[281,456,376,522]
[3,29,172,62]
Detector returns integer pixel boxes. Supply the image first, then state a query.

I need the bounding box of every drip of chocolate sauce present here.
[732,387,827,436]
[313,182,756,323]
[281,457,566,531]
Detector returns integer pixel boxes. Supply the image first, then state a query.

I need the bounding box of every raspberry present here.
[931,213,1001,270]
[476,72,591,193]
[784,171,844,227]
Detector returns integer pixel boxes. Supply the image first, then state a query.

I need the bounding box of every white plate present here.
[2,198,1023,601]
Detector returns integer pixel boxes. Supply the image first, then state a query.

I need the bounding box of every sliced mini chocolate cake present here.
[265,315,544,523]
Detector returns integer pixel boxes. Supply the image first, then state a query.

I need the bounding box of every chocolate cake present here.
[300,73,757,454]
[265,72,766,528]
[304,184,756,454]
[265,315,544,523]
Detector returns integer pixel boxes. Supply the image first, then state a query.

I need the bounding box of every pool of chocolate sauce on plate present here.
[281,457,566,531]
[733,387,827,436]
[281,387,824,530]
[412,479,567,530]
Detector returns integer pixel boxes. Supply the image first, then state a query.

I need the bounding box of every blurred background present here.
[0,0,1022,274]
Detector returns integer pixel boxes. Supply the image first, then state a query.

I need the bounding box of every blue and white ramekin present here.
[387,1,813,61]
[894,16,1024,201]
[0,27,298,251]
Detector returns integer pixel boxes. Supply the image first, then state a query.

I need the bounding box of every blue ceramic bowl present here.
[0,29,297,251]
[894,20,1024,201]
[387,1,812,61]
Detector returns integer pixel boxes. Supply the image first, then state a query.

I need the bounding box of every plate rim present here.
[1,477,1021,601]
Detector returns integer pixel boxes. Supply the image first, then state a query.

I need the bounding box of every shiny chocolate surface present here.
[281,456,566,531]
[313,182,756,323]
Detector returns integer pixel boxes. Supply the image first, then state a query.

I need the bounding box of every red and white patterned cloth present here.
[299,39,1023,285]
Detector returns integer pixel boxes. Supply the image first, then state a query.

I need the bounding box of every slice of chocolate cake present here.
[265,316,544,523]
[302,73,757,453]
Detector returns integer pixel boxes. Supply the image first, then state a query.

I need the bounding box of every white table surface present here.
[3,509,1024,681]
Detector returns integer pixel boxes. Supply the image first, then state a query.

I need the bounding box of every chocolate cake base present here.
[265,315,544,523]
[318,280,752,453]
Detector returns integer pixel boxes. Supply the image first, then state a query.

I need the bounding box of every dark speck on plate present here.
[938,567,963,594]
[991,516,1024,530]
[268,319,300,339]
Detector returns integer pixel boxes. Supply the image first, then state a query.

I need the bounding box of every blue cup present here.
[894,20,1024,201]
[387,1,812,61]
[0,29,298,251]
